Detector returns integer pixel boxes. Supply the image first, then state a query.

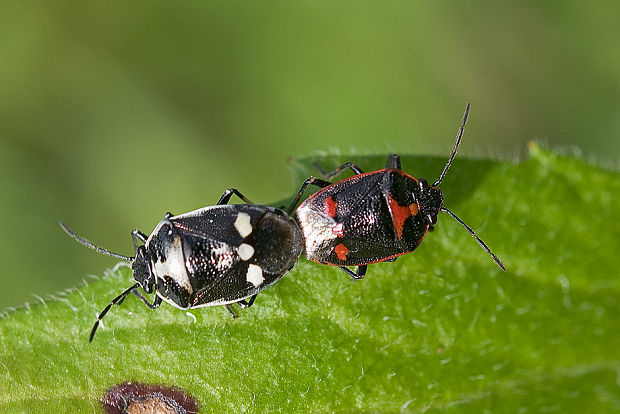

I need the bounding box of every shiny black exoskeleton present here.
[62,188,304,341]
[288,104,506,279]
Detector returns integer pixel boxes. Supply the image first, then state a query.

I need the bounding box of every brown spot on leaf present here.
[103,382,199,414]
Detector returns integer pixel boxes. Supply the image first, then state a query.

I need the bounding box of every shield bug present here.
[289,103,505,279]
[62,188,304,341]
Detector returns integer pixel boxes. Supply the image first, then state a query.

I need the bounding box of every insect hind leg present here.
[236,294,257,309]
[224,305,237,319]
[339,265,367,280]
[314,161,364,179]
[223,294,258,319]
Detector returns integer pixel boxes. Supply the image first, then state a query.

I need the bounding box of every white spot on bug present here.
[234,212,253,238]
[238,243,255,261]
[332,222,344,237]
[246,264,264,286]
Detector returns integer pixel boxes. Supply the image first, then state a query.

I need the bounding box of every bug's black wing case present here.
[172,205,303,306]
[301,171,428,265]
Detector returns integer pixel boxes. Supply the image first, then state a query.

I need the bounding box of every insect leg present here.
[339,265,367,280]
[314,161,364,179]
[223,294,257,319]
[89,283,140,342]
[236,294,257,309]
[131,291,162,309]
[384,154,401,170]
[131,229,148,254]
[224,305,237,319]
[218,188,254,205]
[286,177,332,214]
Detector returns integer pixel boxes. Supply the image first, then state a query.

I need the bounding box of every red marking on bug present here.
[324,196,338,217]
[334,243,349,261]
[332,223,344,237]
[387,194,414,239]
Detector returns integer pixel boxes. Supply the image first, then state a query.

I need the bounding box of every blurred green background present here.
[1,1,618,309]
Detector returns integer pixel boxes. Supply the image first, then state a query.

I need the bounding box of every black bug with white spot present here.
[62,188,304,342]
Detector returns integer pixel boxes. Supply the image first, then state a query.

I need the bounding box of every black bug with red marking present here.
[290,103,506,279]
[61,188,304,342]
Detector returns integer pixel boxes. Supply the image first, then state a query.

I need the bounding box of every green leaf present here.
[1,143,618,412]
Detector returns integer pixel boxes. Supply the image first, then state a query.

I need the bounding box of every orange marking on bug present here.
[409,202,419,216]
[387,194,413,239]
[324,196,338,217]
[334,243,349,261]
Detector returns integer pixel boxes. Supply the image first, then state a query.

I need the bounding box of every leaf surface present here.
[1,143,618,412]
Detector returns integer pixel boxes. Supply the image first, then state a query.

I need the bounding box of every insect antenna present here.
[89,283,140,342]
[440,207,506,271]
[433,103,470,187]
[60,222,134,261]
